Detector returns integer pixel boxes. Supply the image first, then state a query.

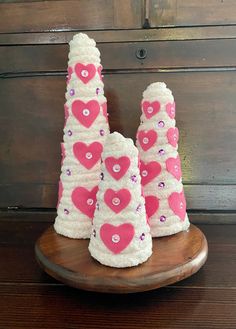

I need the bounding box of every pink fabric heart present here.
[166,156,182,181]
[100,223,135,254]
[101,102,108,122]
[142,101,161,119]
[167,127,179,147]
[74,63,96,84]
[57,181,63,209]
[166,102,176,119]
[97,65,103,81]
[137,130,158,151]
[105,156,130,180]
[104,188,131,214]
[72,100,100,128]
[145,196,159,219]
[73,141,103,169]
[140,161,162,186]
[71,186,98,219]
[168,190,186,221]
[66,66,73,84]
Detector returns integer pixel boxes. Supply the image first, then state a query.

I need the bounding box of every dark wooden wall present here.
[1,0,236,222]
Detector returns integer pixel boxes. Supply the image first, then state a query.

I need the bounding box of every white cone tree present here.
[136,82,190,237]
[54,33,109,239]
[89,132,152,268]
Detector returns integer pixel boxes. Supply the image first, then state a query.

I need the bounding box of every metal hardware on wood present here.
[136,48,147,60]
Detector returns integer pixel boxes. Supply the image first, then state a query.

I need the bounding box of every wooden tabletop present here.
[0,213,236,329]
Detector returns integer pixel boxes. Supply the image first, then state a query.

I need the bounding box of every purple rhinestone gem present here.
[100,172,104,180]
[158,149,165,156]
[93,229,96,237]
[64,209,69,215]
[140,233,145,241]
[158,120,165,128]
[160,215,166,222]
[158,182,165,188]
[131,175,137,183]
[136,204,142,212]
[68,130,72,136]
[66,169,71,176]
[100,129,105,136]
[96,87,100,95]
[69,89,75,96]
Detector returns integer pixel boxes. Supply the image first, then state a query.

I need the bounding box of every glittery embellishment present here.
[83,109,90,116]
[143,137,149,144]
[158,182,165,188]
[81,70,88,77]
[142,170,148,177]
[131,175,137,183]
[100,172,104,180]
[140,233,145,240]
[136,204,142,212]
[100,129,105,136]
[112,197,120,206]
[96,87,100,95]
[66,169,71,176]
[158,149,165,156]
[160,215,166,222]
[64,209,69,215]
[68,130,72,136]
[158,120,165,128]
[87,198,94,206]
[69,89,75,96]
[93,229,96,237]
[85,152,93,159]
[113,164,121,173]
[112,234,120,243]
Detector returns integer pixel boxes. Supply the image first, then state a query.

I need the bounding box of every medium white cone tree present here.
[136,82,190,237]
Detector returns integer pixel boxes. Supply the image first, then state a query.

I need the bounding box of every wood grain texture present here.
[0,0,142,33]
[1,71,236,208]
[35,224,208,293]
[0,220,236,328]
[1,26,236,45]
[2,39,236,74]
[0,285,235,329]
[0,218,235,289]
[149,0,236,27]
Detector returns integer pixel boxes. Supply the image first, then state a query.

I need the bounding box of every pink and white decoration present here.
[54,33,109,239]
[136,82,190,237]
[89,132,152,268]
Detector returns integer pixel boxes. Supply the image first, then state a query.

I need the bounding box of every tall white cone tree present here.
[54,33,109,239]
[136,82,190,237]
[89,132,152,268]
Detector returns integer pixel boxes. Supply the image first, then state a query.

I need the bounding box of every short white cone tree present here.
[136,82,190,237]
[54,33,109,239]
[89,132,152,268]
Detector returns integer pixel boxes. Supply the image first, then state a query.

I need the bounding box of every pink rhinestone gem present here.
[87,198,94,206]
[158,120,165,128]
[158,182,165,188]
[112,197,120,206]
[112,234,120,243]
[69,89,75,96]
[81,70,88,77]
[160,215,166,222]
[158,149,165,156]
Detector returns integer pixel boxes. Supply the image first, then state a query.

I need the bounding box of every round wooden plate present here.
[35,224,208,293]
